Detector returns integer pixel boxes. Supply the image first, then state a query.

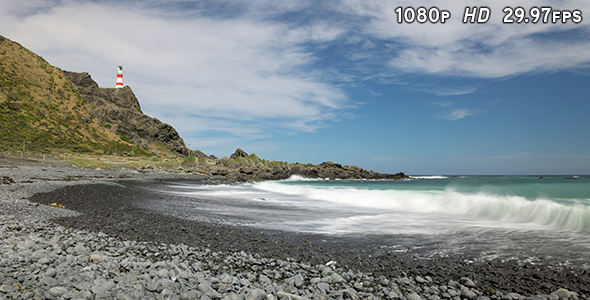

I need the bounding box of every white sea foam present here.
[410,176,448,179]
[149,179,590,265]
[252,181,590,233]
[280,175,325,182]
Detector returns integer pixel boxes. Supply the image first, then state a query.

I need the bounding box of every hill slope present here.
[0,35,122,154]
[0,35,195,157]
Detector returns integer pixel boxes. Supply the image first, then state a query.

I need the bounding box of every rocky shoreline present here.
[1,163,588,300]
[132,148,409,182]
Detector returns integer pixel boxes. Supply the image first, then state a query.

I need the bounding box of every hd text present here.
[394,6,583,24]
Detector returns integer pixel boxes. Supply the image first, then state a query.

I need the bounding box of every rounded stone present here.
[551,289,572,300]
[38,257,51,265]
[245,288,266,300]
[157,269,169,279]
[459,277,476,288]
[48,286,69,297]
[0,285,14,293]
[147,281,160,292]
[408,292,423,300]
[42,276,58,287]
[103,281,116,291]
[45,268,57,278]
[416,276,428,284]
[317,282,330,293]
[461,288,477,300]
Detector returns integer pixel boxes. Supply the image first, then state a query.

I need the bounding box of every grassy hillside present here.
[0,35,167,157]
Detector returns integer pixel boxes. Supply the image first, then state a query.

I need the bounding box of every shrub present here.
[183,156,196,164]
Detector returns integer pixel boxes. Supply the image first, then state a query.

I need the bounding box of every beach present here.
[0,159,588,300]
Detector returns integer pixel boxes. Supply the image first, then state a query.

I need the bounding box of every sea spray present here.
[253,180,590,233]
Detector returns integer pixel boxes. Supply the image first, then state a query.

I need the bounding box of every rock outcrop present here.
[62,71,203,157]
[229,148,248,159]
[205,149,408,182]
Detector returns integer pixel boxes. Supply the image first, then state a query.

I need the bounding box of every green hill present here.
[0,35,189,157]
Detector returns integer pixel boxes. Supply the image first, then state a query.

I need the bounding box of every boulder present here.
[230,148,248,159]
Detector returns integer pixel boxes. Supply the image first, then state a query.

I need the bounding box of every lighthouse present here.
[116,65,124,88]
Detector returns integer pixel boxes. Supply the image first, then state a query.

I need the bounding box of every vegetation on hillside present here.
[0,35,175,157]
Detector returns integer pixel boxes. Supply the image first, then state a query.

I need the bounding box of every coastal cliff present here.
[62,71,205,158]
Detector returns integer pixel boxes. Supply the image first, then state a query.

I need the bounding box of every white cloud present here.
[419,86,479,96]
[338,0,590,78]
[440,108,481,121]
[3,0,590,156]
[0,0,349,148]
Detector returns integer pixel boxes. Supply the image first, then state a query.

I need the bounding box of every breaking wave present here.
[410,176,448,179]
[279,175,325,182]
[253,181,590,233]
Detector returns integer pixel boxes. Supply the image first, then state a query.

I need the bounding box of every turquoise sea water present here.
[147,175,590,265]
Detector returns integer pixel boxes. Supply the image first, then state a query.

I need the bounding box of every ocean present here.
[143,175,590,267]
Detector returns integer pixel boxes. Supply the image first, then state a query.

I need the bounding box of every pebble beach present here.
[0,159,588,300]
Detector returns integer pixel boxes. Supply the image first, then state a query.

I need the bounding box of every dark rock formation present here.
[206,150,408,182]
[229,148,248,159]
[62,71,143,113]
[62,70,200,157]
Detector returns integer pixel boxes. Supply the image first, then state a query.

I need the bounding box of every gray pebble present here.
[508,293,523,300]
[460,277,477,288]
[161,288,175,297]
[157,268,169,279]
[461,288,477,300]
[276,291,301,300]
[317,282,330,293]
[22,291,34,299]
[551,289,572,300]
[48,286,68,297]
[45,268,58,278]
[42,276,58,287]
[147,280,160,292]
[408,292,423,300]
[38,257,51,265]
[416,276,428,284]
[246,288,267,300]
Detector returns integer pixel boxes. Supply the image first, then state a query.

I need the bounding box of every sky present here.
[1,0,589,175]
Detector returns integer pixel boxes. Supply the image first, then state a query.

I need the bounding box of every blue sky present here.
[2,0,589,175]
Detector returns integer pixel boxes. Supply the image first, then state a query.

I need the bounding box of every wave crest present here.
[410,176,448,179]
[279,175,325,182]
[253,182,590,233]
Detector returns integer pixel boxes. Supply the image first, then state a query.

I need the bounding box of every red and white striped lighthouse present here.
[116,65,124,88]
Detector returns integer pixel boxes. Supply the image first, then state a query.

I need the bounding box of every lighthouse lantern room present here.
[116,65,124,88]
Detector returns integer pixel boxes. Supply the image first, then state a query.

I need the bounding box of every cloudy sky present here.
[2,0,590,174]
